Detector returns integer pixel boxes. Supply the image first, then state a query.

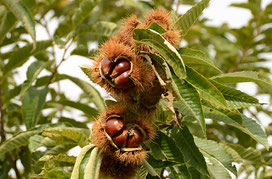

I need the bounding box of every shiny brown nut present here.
[112,127,128,148]
[105,118,124,137]
[110,60,131,78]
[113,71,133,89]
[127,128,142,148]
[100,57,114,77]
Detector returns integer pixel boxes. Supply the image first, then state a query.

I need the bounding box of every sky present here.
[5,0,272,177]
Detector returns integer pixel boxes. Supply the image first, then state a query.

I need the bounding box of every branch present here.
[0,83,6,143]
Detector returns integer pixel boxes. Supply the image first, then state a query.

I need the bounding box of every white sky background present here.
[5,0,272,178]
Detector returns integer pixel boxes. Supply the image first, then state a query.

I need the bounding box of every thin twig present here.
[176,0,180,13]
[0,83,6,143]
[9,151,21,179]
[43,18,65,116]
[46,37,74,87]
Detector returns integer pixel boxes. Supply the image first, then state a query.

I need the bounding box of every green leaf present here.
[226,143,263,163]
[178,48,222,74]
[175,0,210,37]
[202,152,232,179]
[43,168,71,179]
[2,0,36,42]
[203,106,268,148]
[0,11,16,44]
[169,165,191,179]
[71,144,95,179]
[47,100,98,119]
[28,134,44,153]
[72,0,96,27]
[21,61,52,96]
[210,80,260,109]
[170,125,209,176]
[210,71,272,93]
[241,114,269,149]
[0,130,39,156]
[40,154,76,165]
[148,22,167,34]
[22,87,48,130]
[42,127,89,147]
[152,131,185,163]
[133,28,186,80]
[59,74,105,111]
[78,21,118,38]
[171,71,206,135]
[194,137,237,176]
[84,147,103,179]
[3,40,53,74]
[186,66,227,107]
[142,159,161,178]
[58,117,88,129]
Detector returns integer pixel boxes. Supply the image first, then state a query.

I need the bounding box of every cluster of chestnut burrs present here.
[87,8,180,178]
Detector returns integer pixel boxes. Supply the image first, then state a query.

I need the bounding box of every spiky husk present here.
[100,154,138,179]
[90,39,156,103]
[138,7,181,47]
[91,104,156,165]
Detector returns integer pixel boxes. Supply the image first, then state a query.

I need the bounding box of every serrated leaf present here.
[71,144,95,179]
[241,114,269,149]
[171,71,206,135]
[0,130,39,156]
[3,40,53,74]
[21,61,52,96]
[133,28,186,80]
[226,143,263,163]
[178,48,222,74]
[175,0,210,37]
[47,100,98,119]
[210,80,260,109]
[194,137,237,176]
[170,125,209,176]
[203,152,232,179]
[40,154,76,164]
[0,11,16,44]
[142,159,161,178]
[210,71,272,93]
[28,134,44,153]
[22,87,48,130]
[2,0,36,42]
[169,165,191,179]
[203,106,268,148]
[42,127,89,147]
[58,74,105,111]
[151,131,185,163]
[186,66,227,107]
[72,0,96,27]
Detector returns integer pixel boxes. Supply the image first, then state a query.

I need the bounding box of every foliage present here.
[0,0,271,178]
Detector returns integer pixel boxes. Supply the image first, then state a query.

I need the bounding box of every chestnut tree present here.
[0,0,271,178]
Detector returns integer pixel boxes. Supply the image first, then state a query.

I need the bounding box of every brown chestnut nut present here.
[105,118,124,137]
[101,57,114,77]
[110,60,131,78]
[112,127,128,148]
[113,71,133,88]
[127,128,142,148]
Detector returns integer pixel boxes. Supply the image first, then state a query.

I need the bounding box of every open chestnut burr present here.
[99,57,134,89]
[104,117,144,150]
